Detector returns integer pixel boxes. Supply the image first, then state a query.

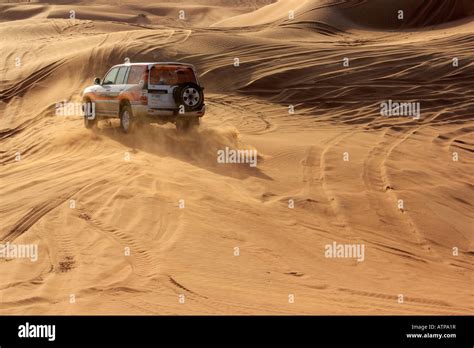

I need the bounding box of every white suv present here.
[82,62,205,132]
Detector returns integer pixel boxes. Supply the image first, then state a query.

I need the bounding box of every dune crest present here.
[214,0,474,30]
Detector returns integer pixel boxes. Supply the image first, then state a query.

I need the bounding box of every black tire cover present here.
[173,83,204,111]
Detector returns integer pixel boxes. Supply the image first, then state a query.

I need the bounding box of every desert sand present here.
[0,0,473,314]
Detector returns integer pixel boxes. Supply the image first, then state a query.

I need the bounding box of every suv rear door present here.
[147,65,197,110]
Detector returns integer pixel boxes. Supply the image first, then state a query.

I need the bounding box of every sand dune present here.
[0,0,275,26]
[215,0,474,29]
[0,0,473,314]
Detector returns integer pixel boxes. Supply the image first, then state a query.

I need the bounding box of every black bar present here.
[0,316,472,346]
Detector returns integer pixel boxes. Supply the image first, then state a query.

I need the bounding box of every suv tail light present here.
[140,89,148,105]
[140,69,148,105]
[141,70,148,87]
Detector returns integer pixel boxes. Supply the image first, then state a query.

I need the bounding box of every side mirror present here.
[93,77,101,85]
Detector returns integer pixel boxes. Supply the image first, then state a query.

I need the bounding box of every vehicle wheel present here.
[173,83,204,112]
[176,117,199,133]
[83,100,97,129]
[120,103,135,133]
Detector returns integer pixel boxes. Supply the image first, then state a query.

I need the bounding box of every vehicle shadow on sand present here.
[97,121,273,181]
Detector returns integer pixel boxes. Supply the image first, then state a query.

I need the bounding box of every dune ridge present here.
[214,0,474,29]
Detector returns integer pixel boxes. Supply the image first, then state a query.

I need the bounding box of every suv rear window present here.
[127,66,147,84]
[150,66,196,85]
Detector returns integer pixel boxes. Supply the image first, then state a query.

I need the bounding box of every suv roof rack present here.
[113,62,195,68]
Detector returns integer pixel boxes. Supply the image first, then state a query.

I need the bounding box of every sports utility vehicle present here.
[82,62,205,132]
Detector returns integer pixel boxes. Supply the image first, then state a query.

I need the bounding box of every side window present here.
[102,67,119,85]
[115,66,129,85]
[127,66,146,84]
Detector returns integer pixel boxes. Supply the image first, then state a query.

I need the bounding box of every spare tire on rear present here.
[173,83,204,112]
